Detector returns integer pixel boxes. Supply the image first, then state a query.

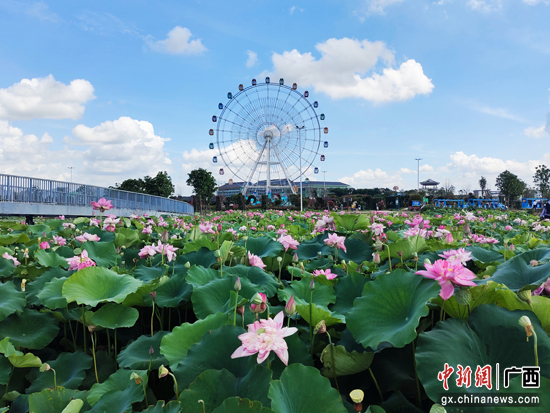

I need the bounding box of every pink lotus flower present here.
[52,236,67,246]
[277,234,300,251]
[39,241,49,249]
[66,250,96,271]
[76,233,101,243]
[2,252,20,267]
[439,248,472,266]
[154,241,178,262]
[416,259,477,300]
[89,218,100,228]
[250,292,267,314]
[91,198,113,212]
[199,222,216,234]
[324,233,346,252]
[139,245,157,259]
[312,268,337,280]
[231,312,298,366]
[248,252,266,270]
[142,225,153,234]
[103,217,120,232]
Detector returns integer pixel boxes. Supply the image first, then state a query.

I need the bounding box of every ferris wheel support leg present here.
[266,137,271,197]
[272,145,296,195]
[242,141,267,196]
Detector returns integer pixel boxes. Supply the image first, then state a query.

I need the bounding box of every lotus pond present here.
[1,206,550,413]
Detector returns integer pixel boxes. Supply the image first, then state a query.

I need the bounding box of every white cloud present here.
[524,125,547,138]
[246,50,258,68]
[26,2,59,22]
[0,75,95,121]
[399,164,433,175]
[0,117,172,187]
[289,6,304,14]
[357,0,406,16]
[265,37,434,103]
[466,0,502,13]
[523,0,550,5]
[399,167,416,174]
[467,102,526,123]
[146,26,206,55]
[339,168,404,188]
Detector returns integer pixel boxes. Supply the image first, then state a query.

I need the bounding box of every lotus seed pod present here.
[184,261,191,269]
[349,389,364,403]
[39,363,51,372]
[518,316,534,341]
[455,289,471,306]
[251,292,264,305]
[158,365,169,378]
[213,250,221,258]
[517,289,532,304]
[314,320,326,335]
[276,256,282,263]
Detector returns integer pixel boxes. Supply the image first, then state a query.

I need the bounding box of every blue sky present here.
[0,0,549,195]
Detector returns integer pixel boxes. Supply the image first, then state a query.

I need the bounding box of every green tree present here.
[143,171,174,198]
[186,168,217,213]
[533,164,550,199]
[117,178,145,193]
[479,176,487,198]
[495,170,526,207]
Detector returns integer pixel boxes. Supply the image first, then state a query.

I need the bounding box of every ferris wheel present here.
[209,77,328,196]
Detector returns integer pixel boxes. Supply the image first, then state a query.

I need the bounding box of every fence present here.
[0,174,193,215]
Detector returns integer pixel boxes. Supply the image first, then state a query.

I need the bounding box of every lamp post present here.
[296,125,305,212]
[68,166,75,183]
[322,170,327,198]
[415,158,422,191]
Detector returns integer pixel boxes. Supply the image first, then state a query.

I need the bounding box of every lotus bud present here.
[350,389,364,412]
[397,251,403,258]
[21,279,26,292]
[161,230,169,242]
[424,258,432,265]
[492,223,497,229]
[250,292,267,314]
[517,289,532,304]
[455,289,471,306]
[374,239,383,251]
[218,223,222,232]
[293,252,299,262]
[149,291,156,302]
[149,346,154,356]
[158,365,169,378]
[509,243,515,252]
[418,220,425,229]
[237,305,245,316]
[234,276,241,292]
[276,256,282,263]
[88,325,96,334]
[184,261,191,269]
[40,363,51,372]
[285,295,296,316]
[372,251,380,264]
[317,251,322,258]
[130,372,142,384]
[314,320,326,335]
[518,316,534,341]
[309,278,315,291]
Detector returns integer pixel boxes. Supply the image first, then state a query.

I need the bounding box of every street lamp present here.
[415,158,422,191]
[296,125,306,212]
[68,166,75,183]
[322,170,327,198]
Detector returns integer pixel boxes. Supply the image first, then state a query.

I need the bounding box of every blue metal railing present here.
[0,174,193,215]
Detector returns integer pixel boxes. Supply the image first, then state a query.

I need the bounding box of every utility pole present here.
[322,170,327,197]
[68,166,75,183]
[296,125,305,212]
[415,158,422,191]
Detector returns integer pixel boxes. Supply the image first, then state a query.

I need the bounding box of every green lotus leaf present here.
[0,257,15,279]
[493,376,550,413]
[332,213,370,231]
[380,235,429,262]
[0,281,26,322]
[139,401,181,413]
[331,272,369,315]
[0,232,30,246]
[278,277,336,308]
[62,267,143,307]
[0,356,12,384]
[268,364,347,413]
[338,238,373,264]
[237,236,283,258]
[465,246,504,263]
[0,308,59,349]
[134,266,165,282]
[172,326,257,390]
[347,270,441,349]
[366,406,386,413]
[28,387,89,413]
[416,304,550,406]
[480,252,550,291]
[117,331,169,370]
[296,233,332,260]
[114,228,141,248]
[122,276,167,307]
[181,236,218,254]
[37,277,68,309]
[179,247,217,268]
[150,272,192,308]
[60,399,84,413]
[34,249,70,268]
[212,398,275,413]
[80,350,117,390]
[0,337,42,368]
[92,303,139,329]
[222,265,280,298]
[26,351,92,393]
[320,344,374,378]
[296,303,345,328]
[82,241,118,267]
[87,368,148,406]
[160,312,229,368]
[178,368,272,412]
[26,267,68,306]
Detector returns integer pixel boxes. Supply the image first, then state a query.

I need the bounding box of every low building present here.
[217,179,350,198]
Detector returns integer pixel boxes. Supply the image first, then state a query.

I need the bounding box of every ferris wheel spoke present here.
[222,104,257,129]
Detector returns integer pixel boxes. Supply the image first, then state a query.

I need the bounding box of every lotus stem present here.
[309,289,314,355]
[369,368,383,402]
[114,328,118,358]
[169,372,179,398]
[81,305,87,353]
[106,330,111,356]
[142,381,149,406]
[90,332,99,383]
[198,400,205,413]
[412,341,422,408]
[233,292,238,326]
[326,333,340,394]
[533,329,539,367]
[334,247,338,263]
[51,367,57,388]
[384,244,392,271]
[151,301,155,337]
